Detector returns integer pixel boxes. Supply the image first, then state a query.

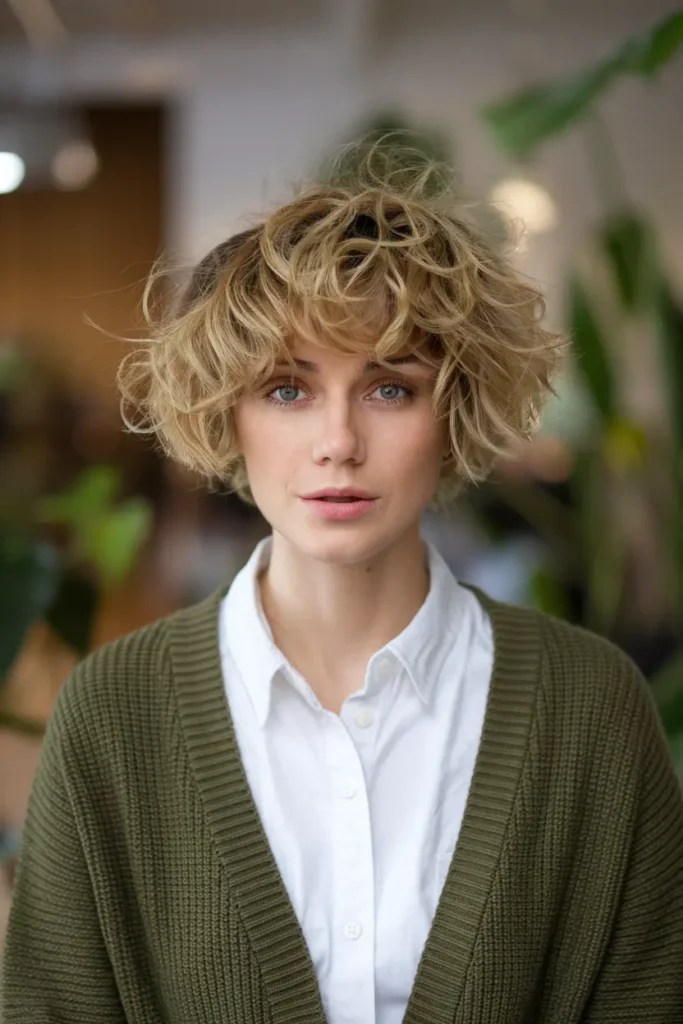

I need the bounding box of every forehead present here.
[280,333,439,373]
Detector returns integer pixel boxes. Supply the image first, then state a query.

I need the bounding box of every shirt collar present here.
[379,538,468,707]
[220,536,285,727]
[221,533,468,727]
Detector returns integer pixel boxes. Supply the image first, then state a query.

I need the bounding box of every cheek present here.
[384,417,444,477]
[236,409,303,478]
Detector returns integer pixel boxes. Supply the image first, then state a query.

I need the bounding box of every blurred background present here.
[1,0,683,949]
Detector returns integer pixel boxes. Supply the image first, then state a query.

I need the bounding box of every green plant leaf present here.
[652,279,683,454]
[481,64,613,161]
[616,11,683,76]
[81,499,153,587]
[0,531,60,681]
[44,569,99,656]
[600,212,654,311]
[481,12,683,159]
[572,449,626,636]
[36,465,121,530]
[667,730,683,788]
[651,278,683,624]
[0,345,30,394]
[528,566,571,619]
[568,276,616,423]
[651,650,683,731]
[601,417,647,476]
[35,466,153,589]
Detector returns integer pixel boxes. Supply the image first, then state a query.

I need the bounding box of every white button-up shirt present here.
[219,535,494,1024]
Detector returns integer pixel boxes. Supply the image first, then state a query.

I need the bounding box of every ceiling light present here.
[0,151,26,194]
[490,177,558,235]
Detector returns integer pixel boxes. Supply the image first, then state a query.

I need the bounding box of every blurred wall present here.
[167,21,683,329]
[2,9,681,334]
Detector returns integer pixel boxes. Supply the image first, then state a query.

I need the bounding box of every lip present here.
[301,487,376,500]
[300,490,378,521]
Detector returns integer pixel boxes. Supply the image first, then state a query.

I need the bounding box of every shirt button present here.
[339,782,356,800]
[375,655,393,683]
[354,708,374,729]
[344,921,363,940]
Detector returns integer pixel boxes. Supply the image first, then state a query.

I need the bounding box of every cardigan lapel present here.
[169,585,327,1024]
[169,580,541,1024]
[402,584,541,1023]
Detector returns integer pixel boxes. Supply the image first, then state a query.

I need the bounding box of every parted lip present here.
[301,487,376,500]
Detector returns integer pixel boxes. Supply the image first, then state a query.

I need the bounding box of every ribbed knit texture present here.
[2,583,683,1023]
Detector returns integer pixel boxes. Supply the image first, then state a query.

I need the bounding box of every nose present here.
[310,397,366,466]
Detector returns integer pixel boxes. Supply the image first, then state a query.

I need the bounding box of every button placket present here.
[354,707,375,729]
[323,714,375,1019]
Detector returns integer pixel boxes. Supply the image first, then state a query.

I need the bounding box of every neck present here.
[258,526,430,710]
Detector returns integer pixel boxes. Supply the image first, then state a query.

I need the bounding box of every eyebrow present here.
[274,355,425,373]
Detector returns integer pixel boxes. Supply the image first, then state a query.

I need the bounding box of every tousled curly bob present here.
[117,151,566,507]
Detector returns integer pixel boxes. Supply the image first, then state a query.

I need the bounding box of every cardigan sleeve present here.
[0,671,127,1023]
[582,666,683,1022]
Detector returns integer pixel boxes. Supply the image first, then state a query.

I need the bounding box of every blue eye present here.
[267,385,304,405]
[372,382,415,404]
[377,384,402,401]
[263,379,415,408]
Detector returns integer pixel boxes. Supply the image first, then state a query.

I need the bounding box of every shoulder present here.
[49,586,225,755]
[536,606,653,725]
[471,584,659,758]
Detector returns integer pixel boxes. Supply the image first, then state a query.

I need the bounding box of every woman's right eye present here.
[265,384,305,406]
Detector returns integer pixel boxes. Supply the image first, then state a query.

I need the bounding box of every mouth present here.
[300,492,378,520]
[314,496,366,503]
[301,488,376,501]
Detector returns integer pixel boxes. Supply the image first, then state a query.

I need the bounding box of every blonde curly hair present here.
[117,148,566,507]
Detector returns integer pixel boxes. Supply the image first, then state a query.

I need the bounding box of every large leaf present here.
[572,449,626,636]
[568,276,616,423]
[651,651,683,738]
[481,12,683,159]
[36,464,121,530]
[0,345,29,394]
[44,569,99,656]
[0,531,60,681]
[670,733,683,789]
[37,466,153,588]
[80,499,153,587]
[482,64,613,162]
[652,279,683,455]
[651,278,683,625]
[600,212,654,311]
[616,11,683,76]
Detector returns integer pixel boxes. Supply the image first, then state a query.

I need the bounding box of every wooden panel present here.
[0,103,164,415]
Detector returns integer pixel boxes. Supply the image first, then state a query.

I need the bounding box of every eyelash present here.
[263,379,417,408]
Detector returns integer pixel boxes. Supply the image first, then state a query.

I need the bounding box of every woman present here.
[3,162,683,1023]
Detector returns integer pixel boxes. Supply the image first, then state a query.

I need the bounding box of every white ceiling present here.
[1,0,680,42]
[0,0,325,40]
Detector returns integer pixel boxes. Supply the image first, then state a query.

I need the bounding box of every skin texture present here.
[233,338,449,712]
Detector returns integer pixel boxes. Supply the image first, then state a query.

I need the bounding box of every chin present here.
[286,519,410,567]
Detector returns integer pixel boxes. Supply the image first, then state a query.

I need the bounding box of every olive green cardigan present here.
[2,583,683,1023]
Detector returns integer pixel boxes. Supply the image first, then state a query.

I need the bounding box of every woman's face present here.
[234,338,448,566]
